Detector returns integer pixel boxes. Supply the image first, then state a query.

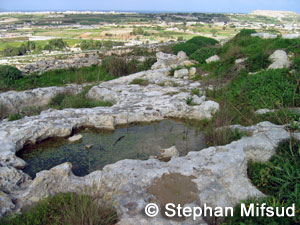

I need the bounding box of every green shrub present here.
[186,36,218,47]
[8,114,22,121]
[235,29,257,38]
[0,192,118,225]
[190,47,217,64]
[80,40,102,50]
[0,65,22,81]
[172,42,198,55]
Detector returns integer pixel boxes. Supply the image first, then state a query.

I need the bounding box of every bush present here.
[0,65,22,80]
[0,192,118,225]
[173,36,218,56]
[190,47,217,64]
[81,40,102,50]
[235,29,257,38]
[172,42,198,55]
[186,36,218,47]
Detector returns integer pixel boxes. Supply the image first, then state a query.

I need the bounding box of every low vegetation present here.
[80,40,124,50]
[224,139,300,224]
[101,56,156,77]
[173,36,219,56]
[129,78,149,86]
[0,192,118,225]
[49,87,113,110]
[0,65,114,92]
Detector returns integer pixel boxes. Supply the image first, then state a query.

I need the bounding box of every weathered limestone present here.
[0,84,86,117]
[1,121,298,224]
[174,68,189,78]
[205,55,220,64]
[1,51,299,224]
[255,109,275,115]
[68,134,83,143]
[189,67,197,77]
[151,51,188,70]
[282,34,300,39]
[159,146,179,159]
[268,50,291,69]
[251,33,278,39]
[19,53,101,74]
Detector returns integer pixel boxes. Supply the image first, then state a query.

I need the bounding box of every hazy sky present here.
[1,0,299,13]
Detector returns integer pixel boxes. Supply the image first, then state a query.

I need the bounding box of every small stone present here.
[68,134,83,143]
[159,146,179,158]
[183,60,194,67]
[85,145,93,149]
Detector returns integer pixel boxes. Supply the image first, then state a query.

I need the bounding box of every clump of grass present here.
[191,88,200,96]
[185,96,195,106]
[0,65,115,92]
[129,78,149,86]
[8,113,22,121]
[0,192,118,225]
[49,87,113,110]
[224,139,300,224]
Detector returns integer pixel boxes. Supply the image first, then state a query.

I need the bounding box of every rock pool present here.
[17,120,206,178]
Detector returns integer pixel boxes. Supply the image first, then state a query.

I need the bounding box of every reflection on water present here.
[17,120,206,178]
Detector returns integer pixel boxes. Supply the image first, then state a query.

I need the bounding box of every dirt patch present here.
[77,32,92,39]
[147,173,199,221]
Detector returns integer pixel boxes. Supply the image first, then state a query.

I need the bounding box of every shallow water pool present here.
[17,120,206,178]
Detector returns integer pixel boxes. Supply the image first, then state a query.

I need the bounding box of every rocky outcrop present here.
[19,53,101,74]
[0,84,86,117]
[1,51,298,224]
[151,51,192,70]
[268,50,291,69]
[1,121,299,224]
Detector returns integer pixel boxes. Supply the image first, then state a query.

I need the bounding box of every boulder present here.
[268,50,291,69]
[174,68,189,78]
[206,55,220,64]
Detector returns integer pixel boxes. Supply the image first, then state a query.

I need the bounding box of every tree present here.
[210,29,218,37]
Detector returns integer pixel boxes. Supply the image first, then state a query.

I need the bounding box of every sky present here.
[0,0,299,14]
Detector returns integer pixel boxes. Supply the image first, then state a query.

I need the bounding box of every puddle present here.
[17,120,206,178]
